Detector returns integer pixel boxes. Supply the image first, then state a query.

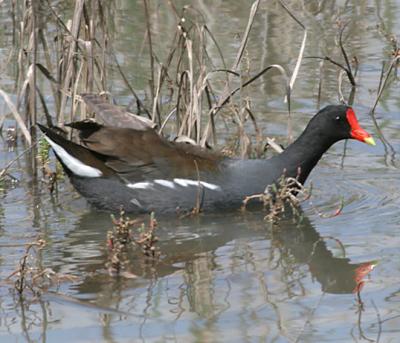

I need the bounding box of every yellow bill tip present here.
[370,260,379,268]
[364,136,376,146]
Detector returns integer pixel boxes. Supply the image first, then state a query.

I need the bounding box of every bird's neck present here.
[278,129,335,184]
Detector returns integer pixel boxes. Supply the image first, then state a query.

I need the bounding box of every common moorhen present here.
[38,104,375,214]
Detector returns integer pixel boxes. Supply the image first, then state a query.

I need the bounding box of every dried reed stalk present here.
[57,0,84,126]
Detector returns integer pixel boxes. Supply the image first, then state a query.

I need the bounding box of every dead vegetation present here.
[5,237,78,297]
[242,173,310,222]
[242,171,344,223]
[106,209,160,277]
[0,0,296,157]
[5,209,160,294]
[8,237,47,295]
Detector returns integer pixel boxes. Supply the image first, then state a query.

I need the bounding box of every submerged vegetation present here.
[107,209,159,277]
[5,237,78,297]
[242,174,311,222]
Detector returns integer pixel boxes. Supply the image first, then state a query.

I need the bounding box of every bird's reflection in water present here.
[269,214,376,294]
[67,208,376,312]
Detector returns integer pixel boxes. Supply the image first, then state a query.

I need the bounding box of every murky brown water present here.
[1,1,400,342]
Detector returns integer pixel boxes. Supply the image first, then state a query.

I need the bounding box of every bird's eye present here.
[335,116,340,121]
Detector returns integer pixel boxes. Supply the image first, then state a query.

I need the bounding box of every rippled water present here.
[1,1,400,342]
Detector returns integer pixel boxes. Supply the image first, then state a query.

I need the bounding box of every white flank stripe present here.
[127,182,152,189]
[173,178,221,190]
[154,179,175,189]
[44,136,102,177]
[173,178,197,187]
[200,181,221,190]
[128,179,221,191]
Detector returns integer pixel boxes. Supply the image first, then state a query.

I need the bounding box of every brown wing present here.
[81,93,155,131]
[70,122,224,181]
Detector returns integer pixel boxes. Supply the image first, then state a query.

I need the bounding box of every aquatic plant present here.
[106,209,160,277]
